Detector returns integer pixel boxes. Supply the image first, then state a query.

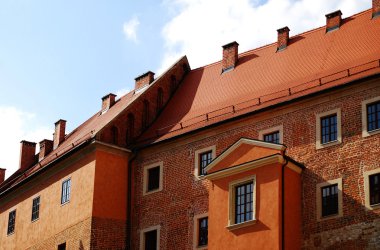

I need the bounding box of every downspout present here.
[126,149,137,250]
[281,148,289,250]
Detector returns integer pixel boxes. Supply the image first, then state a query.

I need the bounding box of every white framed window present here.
[194,146,216,178]
[143,162,163,195]
[363,168,380,210]
[193,213,208,250]
[258,125,283,144]
[140,225,160,250]
[362,96,380,137]
[316,108,342,149]
[316,178,343,221]
[227,175,256,230]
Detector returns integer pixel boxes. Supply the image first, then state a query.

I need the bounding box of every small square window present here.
[31,196,40,221]
[143,162,163,195]
[320,115,338,144]
[321,184,338,217]
[199,151,212,176]
[367,101,380,132]
[61,178,71,205]
[263,131,280,144]
[316,178,343,221]
[369,173,380,206]
[258,125,283,144]
[57,242,66,250]
[7,210,16,235]
[198,217,208,247]
[147,167,160,192]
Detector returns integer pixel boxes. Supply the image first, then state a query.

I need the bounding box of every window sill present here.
[143,188,162,196]
[316,139,341,149]
[368,203,380,210]
[195,245,208,250]
[7,232,15,237]
[363,128,380,137]
[317,213,342,222]
[31,218,39,223]
[226,219,256,231]
[61,200,70,207]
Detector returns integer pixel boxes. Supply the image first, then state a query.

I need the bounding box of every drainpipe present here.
[281,148,289,250]
[126,150,137,250]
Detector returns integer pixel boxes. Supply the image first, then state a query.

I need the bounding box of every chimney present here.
[135,71,155,89]
[325,10,342,32]
[0,168,6,184]
[39,139,53,161]
[277,27,290,51]
[222,41,239,73]
[101,93,116,112]
[19,140,36,171]
[53,119,66,149]
[373,0,380,18]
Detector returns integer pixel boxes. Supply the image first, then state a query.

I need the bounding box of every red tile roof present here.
[138,9,380,144]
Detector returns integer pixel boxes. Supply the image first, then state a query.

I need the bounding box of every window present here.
[170,75,177,95]
[364,168,380,210]
[58,242,66,250]
[142,100,150,129]
[198,217,208,247]
[31,196,40,221]
[321,184,338,217]
[316,108,342,149]
[61,178,71,204]
[227,176,256,230]
[140,225,160,250]
[7,210,16,235]
[126,113,134,145]
[156,88,164,113]
[143,162,163,195]
[320,114,337,144]
[316,178,343,221]
[362,97,380,137]
[194,146,216,178]
[258,125,283,144]
[263,131,280,144]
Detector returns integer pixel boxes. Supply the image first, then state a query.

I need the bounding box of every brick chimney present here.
[373,0,380,18]
[19,140,36,171]
[325,10,342,32]
[39,139,53,161]
[277,26,290,51]
[101,93,116,112]
[0,168,6,184]
[222,41,239,73]
[53,119,66,149]
[135,71,155,90]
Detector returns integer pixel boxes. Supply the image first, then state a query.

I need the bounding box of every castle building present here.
[0,2,380,250]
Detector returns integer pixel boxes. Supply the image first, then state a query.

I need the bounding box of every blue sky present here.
[0,0,371,177]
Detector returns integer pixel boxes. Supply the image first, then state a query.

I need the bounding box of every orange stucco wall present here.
[209,163,282,250]
[0,148,96,249]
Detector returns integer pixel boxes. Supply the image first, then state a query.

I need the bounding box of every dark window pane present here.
[198,217,208,246]
[321,184,339,217]
[61,179,71,204]
[31,196,40,221]
[369,173,380,206]
[7,210,16,235]
[145,230,157,250]
[148,167,160,191]
[199,151,212,175]
[58,243,66,250]
[367,101,380,132]
[263,131,280,144]
[235,182,253,224]
[321,114,338,144]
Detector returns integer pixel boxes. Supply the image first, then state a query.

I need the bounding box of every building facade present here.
[0,2,380,250]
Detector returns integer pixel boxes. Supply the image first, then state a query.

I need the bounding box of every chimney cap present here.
[222,41,239,49]
[54,119,67,125]
[134,71,155,81]
[102,93,116,100]
[0,167,6,170]
[277,26,290,33]
[39,139,53,144]
[20,140,37,146]
[325,10,342,18]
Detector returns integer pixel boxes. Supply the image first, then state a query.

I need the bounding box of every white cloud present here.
[0,106,53,178]
[159,0,370,72]
[115,87,131,98]
[123,16,140,43]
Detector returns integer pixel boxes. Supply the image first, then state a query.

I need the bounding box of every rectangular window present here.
[263,131,280,144]
[7,210,16,235]
[144,230,157,250]
[321,184,338,217]
[31,196,40,221]
[57,242,66,250]
[321,114,338,144]
[235,182,253,224]
[61,178,71,204]
[199,151,212,175]
[198,217,208,246]
[369,173,380,206]
[367,101,380,132]
[147,166,160,192]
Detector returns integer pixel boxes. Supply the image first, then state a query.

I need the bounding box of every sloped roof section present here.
[138,9,380,144]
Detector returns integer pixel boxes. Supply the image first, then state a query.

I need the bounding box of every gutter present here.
[126,149,138,250]
[281,148,289,250]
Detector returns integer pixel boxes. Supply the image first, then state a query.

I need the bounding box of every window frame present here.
[140,225,160,250]
[316,108,342,149]
[364,168,380,210]
[194,145,216,179]
[31,196,41,222]
[7,209,16,236]
[362,96,380,137]
[143,162,163,196]
[258,125,284,144]
[61,178,71,205]
[227,175,256,230]
[193,213,208,250]
[316,178,343,221]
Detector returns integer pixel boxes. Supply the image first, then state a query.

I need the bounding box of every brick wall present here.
[90,217,127,249]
